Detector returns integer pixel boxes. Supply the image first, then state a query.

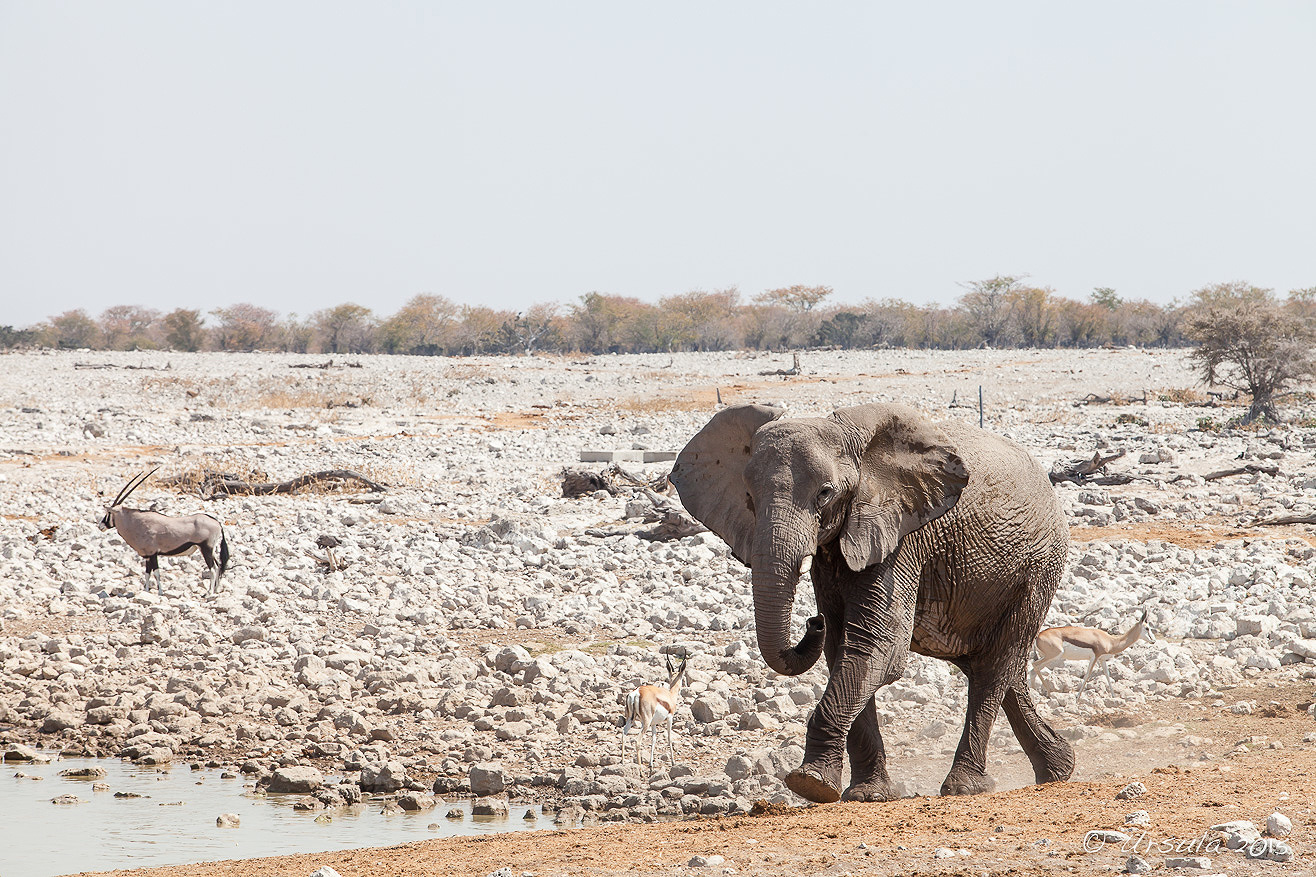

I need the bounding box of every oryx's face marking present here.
[99,507,114,530]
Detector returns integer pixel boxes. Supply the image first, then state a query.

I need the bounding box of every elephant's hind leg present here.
[841,696,899,802]
[1002,680,1074,785]
[941,662,1008,796]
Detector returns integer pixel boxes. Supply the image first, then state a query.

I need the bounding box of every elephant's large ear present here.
[670,404,783,567]
[834,404,968,572]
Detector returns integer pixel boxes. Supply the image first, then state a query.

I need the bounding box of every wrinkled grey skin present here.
[670,403,1074,804]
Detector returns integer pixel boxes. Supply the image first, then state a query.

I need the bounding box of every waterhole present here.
[4,757,562,877]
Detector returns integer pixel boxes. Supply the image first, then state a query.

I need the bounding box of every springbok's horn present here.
[113,465,161,507]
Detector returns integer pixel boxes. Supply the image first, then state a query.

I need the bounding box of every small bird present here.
[316,534,341,570]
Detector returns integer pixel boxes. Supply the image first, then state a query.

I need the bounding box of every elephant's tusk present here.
[799,555,812,576]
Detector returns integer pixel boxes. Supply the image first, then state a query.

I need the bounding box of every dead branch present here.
[74,362,167,371]
[204,469,386,497]
[1083,474,1137,486]
[637,509,707,541]
[948,390,976,409]
[289,359,363,369]
[1202,464,1281,481]
[1074,393,1115,406]
[1049,449,1127,485]
[608,463,671,494]
[1254,513,1316,526]
[758,353,802,376]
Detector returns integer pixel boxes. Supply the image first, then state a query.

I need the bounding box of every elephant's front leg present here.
[841,696,899,801]
[786,592,914,804]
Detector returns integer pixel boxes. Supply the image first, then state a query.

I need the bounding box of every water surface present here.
[3,757,560,877]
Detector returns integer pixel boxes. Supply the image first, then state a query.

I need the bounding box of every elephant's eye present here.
[815,483,838,509]
[745,493,755,515]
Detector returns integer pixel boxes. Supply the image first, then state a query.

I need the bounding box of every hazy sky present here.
[2,2,1313,328]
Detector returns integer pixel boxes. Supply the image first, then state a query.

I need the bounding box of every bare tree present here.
[498,303,562,354]
[958,274,1025,347]
[312,303,376,353]
[99,305,161,350]
[209,303,278,351]
[1006,285,1055,348]
[752,285,832,348]
[379,294,460,354]
[659,288,744,351]
[1186,282,1316,423]
[568,292,648,353]
[44,309,101,349]
[163,309,206,351]
[453,305,513,354]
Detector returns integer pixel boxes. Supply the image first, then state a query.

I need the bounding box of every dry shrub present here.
[163,459,413,496]
[158,461,272,496]
[1158,387,1207,404]
[352,460,422,489]
[256,389,371,409]
[1084,710,1140,728]
[442,364,490,381]
[141,374,227,400]
[618,392,717,415]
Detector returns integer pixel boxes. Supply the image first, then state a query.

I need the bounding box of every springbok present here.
[99,467,230,596]
[1031,609,1156,694]
[621,654,688,772]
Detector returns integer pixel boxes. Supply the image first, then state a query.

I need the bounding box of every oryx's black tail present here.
[219,529,230,575]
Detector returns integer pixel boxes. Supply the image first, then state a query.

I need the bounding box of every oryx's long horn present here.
[114,466,161,507]
[111,472,144,507]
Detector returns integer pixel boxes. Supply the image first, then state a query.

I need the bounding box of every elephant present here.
[669,402,1074,804]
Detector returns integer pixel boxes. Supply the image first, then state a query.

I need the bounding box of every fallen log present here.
[289,359,363,369]
[1202,464,1280,481]
[609,463,671,494]
[204,469,386,497]
[1049,449,1127,485]
[74,362,167,371]
[637,510,707,541]
[1074,393,1115,406]
[1081,474,1138,486]
[1253,511,1315,526]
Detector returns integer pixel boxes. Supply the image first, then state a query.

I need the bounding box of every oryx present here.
[99,467,230,596]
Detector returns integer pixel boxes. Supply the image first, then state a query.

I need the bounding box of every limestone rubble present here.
[1,348,1314,821]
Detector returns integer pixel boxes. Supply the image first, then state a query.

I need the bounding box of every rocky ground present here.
[2,347,1315,875]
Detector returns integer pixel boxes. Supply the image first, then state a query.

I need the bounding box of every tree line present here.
[2,277,1313,358]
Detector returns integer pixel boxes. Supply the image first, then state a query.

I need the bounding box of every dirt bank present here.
[71,676,1315,877]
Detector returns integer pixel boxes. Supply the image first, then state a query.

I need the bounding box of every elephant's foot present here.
[785,765,842,804]
[940,767,995,797]
[1033,740,1075,785]
[842,777,900,802]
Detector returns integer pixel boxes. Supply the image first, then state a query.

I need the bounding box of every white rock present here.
[1164,856,1211,869]
[1266,811,1292,838]
[687,855,724,867]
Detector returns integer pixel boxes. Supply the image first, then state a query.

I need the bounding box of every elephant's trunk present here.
[751,552,825,677]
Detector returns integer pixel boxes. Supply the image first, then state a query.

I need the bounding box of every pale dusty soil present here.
[72,675,1316,877]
